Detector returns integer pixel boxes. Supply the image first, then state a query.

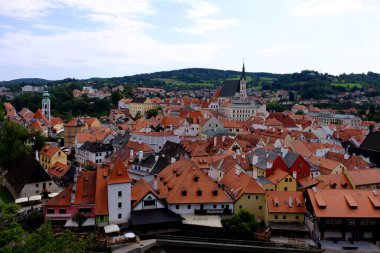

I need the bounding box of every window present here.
[285,178,288,182]
[99,216,104,221]
[144,200,155,207]
[176,205,179,209]
[256,196,259,200]
[79,208,92,213]
[49,182,52,186]
[296,216,299,220]
[248,195,251,199]
[118,202,122,208]
[259,206,262,210]
[221,205,224,208]
[284,187,288,191]
[213,204,217,208]
[47,208,54,214]
[36,183,39,187]
[187,205,191,209]
[118,191,122,197]
[59,208,66,214]
[36,190,39,194]
[275,215,278,220]
[289,178,292,182]
[283,215,286,220]
[118,213,122,219]
[239,205,242,209]
[226,204,229,209]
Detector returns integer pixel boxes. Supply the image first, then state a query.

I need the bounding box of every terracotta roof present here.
[46,186,72,206]
[48,162,70,178]
[291,141,312,158]
[40,145,60,157]
[50,117,64,125]
[297,176,319,188]
[316,174,353,190]
[95,168,109,215]
[131,178,160,208]
[267,113,297,128]
[266,191,306,214]
[308,155,342,171]
[307,189,380,218]
[267,169,290,185]
[126,140,154,153]
[158,159,233,204]
[346,169,380,187]
[220,168,264,200]
[74,171,96,205]
[108,159,132,185]
[33,109,49,124]
[30,119,44,130]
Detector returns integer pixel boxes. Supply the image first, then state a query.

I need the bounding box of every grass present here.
[0,186,14,203]
[331,82,362,89]
[227,75,253,82]
[252,85,262,91]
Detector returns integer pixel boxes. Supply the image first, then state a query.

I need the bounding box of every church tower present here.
[42,90,51,122]
[239,62,247,99]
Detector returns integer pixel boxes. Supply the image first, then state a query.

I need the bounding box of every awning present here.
[104,224,120,234]
[48,192,59,198]
[181,214,222,228]
[130,208,183,226]
[15,197,28,204]
[64,218,95,227]
[29,195,42,202]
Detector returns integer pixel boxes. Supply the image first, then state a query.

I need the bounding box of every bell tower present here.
[239,62,247,99]
[42,90,51,122]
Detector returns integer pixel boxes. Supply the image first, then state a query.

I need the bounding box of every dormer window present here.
[182,188,187,196]
[197,188,203,196]
[193,174,199,182]
[212,189,218,196]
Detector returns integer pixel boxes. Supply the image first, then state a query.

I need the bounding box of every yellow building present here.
[267,169,297,191]
[220,168,266,220]
[39,145,67,170]
[265,191,306,226]
[128,98,158,117]
[64,117,100,147]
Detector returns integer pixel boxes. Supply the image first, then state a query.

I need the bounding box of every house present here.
[267,169,297,192]
[265,191,306,226]
[76,142,114,164]
[345,169,380,189]
[107,159,132,224]
[3,153,58,199]
[128,98,159,117]
[64,117,101,147]
[131,130,179,153]
[306,189,380,241]
[48,162,76,187]
[157,159,234,215]
[220,168,266,220]
[315,174,353,190]
[307,155,347,175]
[39,145,67,170]
[131,179,165,211]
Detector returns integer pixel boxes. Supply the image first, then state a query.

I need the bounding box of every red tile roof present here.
[346,169,380,187]
[131,178,160,208]
[95,168,109,215]
[48,162,70,178]
[108,159,132,185]
[74,171,96,205]
[46,186,72,206]
[266,191,306,214]
[40,145,60,157]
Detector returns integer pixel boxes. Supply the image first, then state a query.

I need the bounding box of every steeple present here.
[241,61,245,81]
[41,90,51,122]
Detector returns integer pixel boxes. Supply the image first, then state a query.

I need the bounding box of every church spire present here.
[241,60,245,81]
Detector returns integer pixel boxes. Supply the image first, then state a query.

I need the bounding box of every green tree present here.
[145,108,159,119]
[72,212,87,232]
[0,121,29,171]
[295,110,304,115]
[135,111,142,120]
[0,104,4,122]
[0,202,23,250]
[111,91,123,107]
[221,209,259,239]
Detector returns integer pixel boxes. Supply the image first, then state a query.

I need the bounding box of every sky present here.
[1,0,380,81]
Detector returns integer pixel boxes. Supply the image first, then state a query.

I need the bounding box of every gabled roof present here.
[95,168,109,215]
[33,109,49,124]
[158,159,233,204]
[48,162,70,178]
[220,169,264,200]
[131,179,161,208]
[160,141,188,158]
[40,145,60,157]
[108,159,132,185]
[360,131,380,152]
[220,80,240,97]
[316,174,352,190]
[307,189,380,218]
[346,169,380,187]
[5,153,52,194]
[266,191,306,214]
[74,171,96,205]
[267,169,290,184]
[45,186,72,206]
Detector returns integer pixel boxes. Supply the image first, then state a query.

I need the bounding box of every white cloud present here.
[175,0,239,34]
[175,18,239,35]
[291,0,379,17]
[0,0,60,19]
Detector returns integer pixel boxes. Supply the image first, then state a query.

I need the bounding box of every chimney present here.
[155,155,159,162]
[252,169,258,180]
[138,150,143,162]
[214,136,217,147]
[171,157,176,164]
[233,153,237,160]
[35,150,39,162]
[251,154,258,165]
[235,166,241,176]
[130,149,134,158]
[153,175,158,191]
[344,153,349,160]
[266,161,272,169]
[222,135,226,142]
[289,197,293,208]
[281,147,288,158]
[292,171,297,180]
